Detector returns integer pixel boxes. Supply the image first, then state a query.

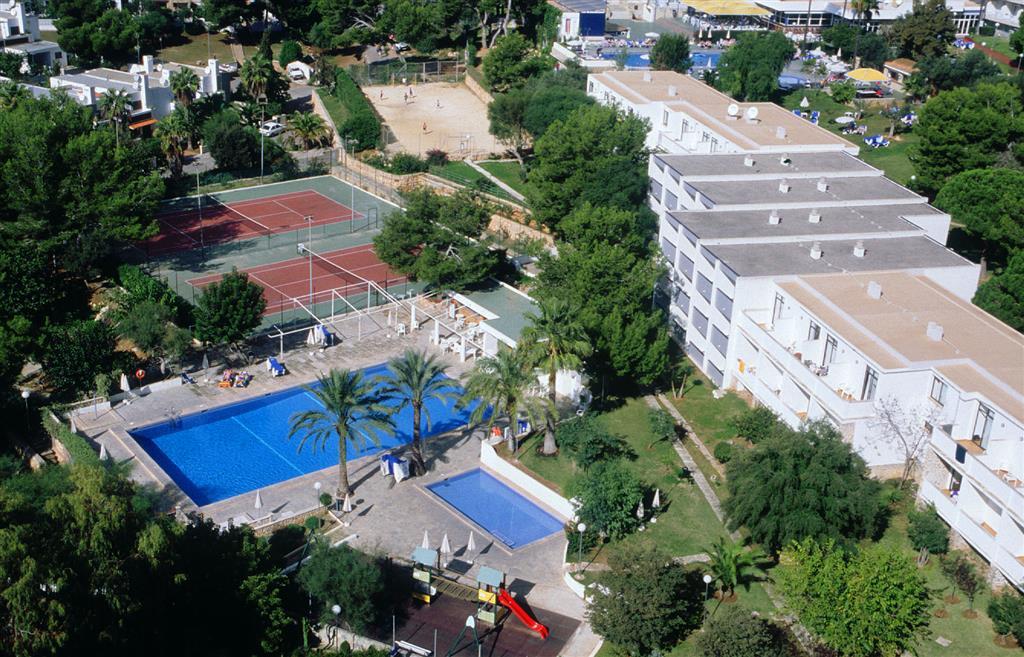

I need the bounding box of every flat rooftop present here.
[4,39,61,54]
[692,175,920,207]
[780,272,1023,420]
[592,70,856,152]
[548,0,606,11]
[55,71,138,92]
[655,151,876,178]
[669,203,938,240]
[709,236,972,278]
[459,283,537,343]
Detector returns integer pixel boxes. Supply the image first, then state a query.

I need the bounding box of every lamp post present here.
[20,390,30,432]
[304,215,314,307]
[258,95,268,185]
[329,604,342,647]
[576,522,587,576]
[702,573,713,621]
[314,481,322,509]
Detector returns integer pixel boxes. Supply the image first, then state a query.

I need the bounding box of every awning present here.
[845,67,886,82]
[129,118,157,130]
[687,0,770,15]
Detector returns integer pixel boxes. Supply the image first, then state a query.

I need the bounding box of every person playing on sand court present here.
[380,90,384,100]
[435,99,441,109]
[403,92,408,104]
[422,121,427,132]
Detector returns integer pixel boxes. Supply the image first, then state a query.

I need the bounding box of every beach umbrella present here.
[254,489,263,510]
[440,533,451,560]
[342,493,353,513]
[652,488,661,509]
[98,443,108,461]
[467,531,477,552]
[421,530,430,549]
[636,500,645,520]
[119,373,130,393]
[800,96,810,108]
[836,47,842,59]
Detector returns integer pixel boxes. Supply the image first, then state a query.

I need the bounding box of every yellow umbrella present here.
[846,67,886,82]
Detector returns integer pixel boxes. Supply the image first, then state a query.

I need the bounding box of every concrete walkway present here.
[230,41,245,64]
[465,159,527,203]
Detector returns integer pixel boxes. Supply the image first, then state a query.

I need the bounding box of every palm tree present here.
[376,349,460,476]
[850,0,880,61]
[461,347,552,449]
[0,80,30,109]
[240,53,274,100]
[706,538,767,598]
[288,369,396,498]
[169,67,200,108]
[289,111,330,150]
[154,110,190,178]
[520,298,592,455]
[97,88,133,148]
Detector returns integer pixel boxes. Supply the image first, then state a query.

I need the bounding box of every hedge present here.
[41,408,100,466]
[333,68,382,151]
[117,264,191,324]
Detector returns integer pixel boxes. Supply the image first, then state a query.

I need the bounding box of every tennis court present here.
[144,189,364,255]
[187,243,409,317]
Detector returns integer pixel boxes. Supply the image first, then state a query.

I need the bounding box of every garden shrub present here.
[278,40,302,68]
[388,152,429,174]
[41,408,100,465]
[988,591,1024,642]
[334,68,381,150]
[907,503,950,554]
[567,461,646,540]
[424,148,449,167]
[729,406,779,443]
[713,441,734,464]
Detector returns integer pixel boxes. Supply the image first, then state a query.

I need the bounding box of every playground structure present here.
[408,548,549,652]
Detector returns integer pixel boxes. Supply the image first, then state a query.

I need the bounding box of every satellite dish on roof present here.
[745,106,759,121]
[727,103,740,117]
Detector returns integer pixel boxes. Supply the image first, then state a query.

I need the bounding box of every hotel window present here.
[701,131,710,142]
[662,109,669,126]
[807,321,821,341]
[709,138,719,153]
[822,335,838,365]
[771,293,785,324]
[973,404,995,449]
[680,119,690,137]
[861,367,878,401]
[930,377,948,406]
[588,81,594,93]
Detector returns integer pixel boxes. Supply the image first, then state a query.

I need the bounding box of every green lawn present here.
[318,92,350,132]
[430,161,518,202]
[980,35,1018,60]
[667,362,750,455]
[157,33,248,66]
[478,160,535,199]
[780,90,920,185]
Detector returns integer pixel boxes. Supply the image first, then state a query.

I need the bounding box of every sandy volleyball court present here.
[364,82,499,159]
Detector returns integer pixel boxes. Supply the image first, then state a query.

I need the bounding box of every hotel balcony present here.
[921,479,1024,587]
[930,427,1024,520]
[735,309,875,424]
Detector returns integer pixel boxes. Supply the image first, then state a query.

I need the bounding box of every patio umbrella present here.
[98,443,107,461]
[342,493,353,513]
[440,533,451,562]
[636,500,645,521]
[201,352,209,371]
[836,47,842,59]
[800,96,810,108]
[725,29,731,39]
[254,489,263,510]
[69,416,77,433]
[422,530,430,549]
[467,531,477,553]
[846,67,886,83]
[119,373,130,393]
[652,488,661,509]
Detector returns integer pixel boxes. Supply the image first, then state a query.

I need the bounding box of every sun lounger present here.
[267,357,287,377]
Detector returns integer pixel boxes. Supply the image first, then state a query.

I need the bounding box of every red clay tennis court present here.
[188,244,408,316]
[143,190,364,255]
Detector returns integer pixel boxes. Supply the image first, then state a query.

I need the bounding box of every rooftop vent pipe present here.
[810,242,822,259]
[867,281,883,299]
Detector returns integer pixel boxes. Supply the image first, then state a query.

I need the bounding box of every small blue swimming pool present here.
[427,469,564,549]
[597,50,719,70]
[691,51,721,69]
[130,363,475,505]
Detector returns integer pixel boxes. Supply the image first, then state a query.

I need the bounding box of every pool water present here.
[597,50,719,70]
[427,469,564,549]
[130,363,474,505]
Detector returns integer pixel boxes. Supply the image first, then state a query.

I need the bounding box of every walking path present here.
[464,159,527,203]
[646,394,816,653]
[230,41,246,64]
[976,43,1021,70]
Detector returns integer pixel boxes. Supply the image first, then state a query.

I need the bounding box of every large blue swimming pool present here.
[130,363,474,506]
[427,469,564,549]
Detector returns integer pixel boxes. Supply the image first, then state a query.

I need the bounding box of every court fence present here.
[347,58,466,86]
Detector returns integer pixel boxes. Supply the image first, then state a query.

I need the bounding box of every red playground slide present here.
[497,589,550,640]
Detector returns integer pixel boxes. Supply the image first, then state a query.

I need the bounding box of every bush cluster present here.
[334,68,382,151]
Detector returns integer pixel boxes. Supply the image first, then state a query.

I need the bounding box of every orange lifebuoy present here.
[135,369,145,380]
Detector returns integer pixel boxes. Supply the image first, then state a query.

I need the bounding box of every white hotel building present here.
[588,69,1024,589]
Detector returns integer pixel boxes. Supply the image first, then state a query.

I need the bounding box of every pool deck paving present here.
[70,306,596,652]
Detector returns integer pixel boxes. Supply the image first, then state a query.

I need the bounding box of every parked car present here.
[258,121,285,137]
[394,42,410,52]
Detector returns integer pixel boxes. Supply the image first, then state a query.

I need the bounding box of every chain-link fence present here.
[347,58,466,86]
